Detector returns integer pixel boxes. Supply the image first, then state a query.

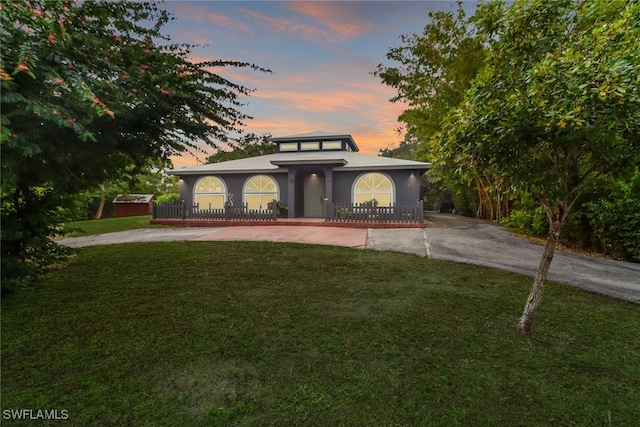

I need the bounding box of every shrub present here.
[583,174,640,262]
[501,193,547,237]
[6,239,76,293]
[502,174,639,262]
[267,199,287,212]
[1,185,78,293]
[155,193,181,203]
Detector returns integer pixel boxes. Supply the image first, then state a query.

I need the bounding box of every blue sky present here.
[161,1,475,166]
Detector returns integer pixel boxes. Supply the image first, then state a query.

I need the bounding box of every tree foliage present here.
[436,0,640,332]
[206,133,274,163]
[503,172,640,263]
[374,1,484,143]
[379,133,418,160]
[583,172,640,262]
[1,1,268,292]
[374,2,508,219]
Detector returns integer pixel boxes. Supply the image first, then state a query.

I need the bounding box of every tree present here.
[1,1,268,291]
[85,161,179,220]
[206,133,274,163]
[131,164,180,196]
[436,0,640,332]
[374,1,484,143]
[379,132,419,160]
[374,2,506,219]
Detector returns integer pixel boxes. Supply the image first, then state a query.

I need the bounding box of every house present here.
[166,132,431,219]
[113,194,155,217]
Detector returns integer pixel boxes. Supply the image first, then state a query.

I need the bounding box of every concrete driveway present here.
[58,214,639,303]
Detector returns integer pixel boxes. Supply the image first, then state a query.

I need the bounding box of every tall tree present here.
[374,2,500,218]
[436,0,640,332]
[374,1,484,144]
[1,1,268,291]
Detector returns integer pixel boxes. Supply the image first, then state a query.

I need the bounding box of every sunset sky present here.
[161,1,473,167]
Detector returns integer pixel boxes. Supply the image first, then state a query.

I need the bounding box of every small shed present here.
[113,194,155,217]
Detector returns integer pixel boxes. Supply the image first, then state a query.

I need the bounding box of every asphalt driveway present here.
[58,214,639,303]
[420,213,640,304]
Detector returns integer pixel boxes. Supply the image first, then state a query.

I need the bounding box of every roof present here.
[168,151,431,175]
[112,194,154,204]
[168,132,431,176]
[271,130,353,141]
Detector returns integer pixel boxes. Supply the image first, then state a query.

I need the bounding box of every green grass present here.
[2,242,639,426]
[65,215,159,236]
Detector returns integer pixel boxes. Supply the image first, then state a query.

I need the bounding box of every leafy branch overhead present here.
[0,0,269,292]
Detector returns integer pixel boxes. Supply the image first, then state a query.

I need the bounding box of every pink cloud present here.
[239,8,330,42]
[286,2,375,38]
[238,93,407,156]
[169,106,407,168]
[217,66,410,155]
[168,3,252,34]
[249,70,404,115]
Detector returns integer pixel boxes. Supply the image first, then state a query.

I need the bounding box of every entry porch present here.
[151,200,426,228]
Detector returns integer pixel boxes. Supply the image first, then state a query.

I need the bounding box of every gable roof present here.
[112,194,154,204]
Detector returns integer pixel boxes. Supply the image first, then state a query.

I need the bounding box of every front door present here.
[304,174,325,217]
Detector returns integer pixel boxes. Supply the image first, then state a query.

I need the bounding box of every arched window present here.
[194,176,226,209]
[244,174,278,209]
[353,172,394,206]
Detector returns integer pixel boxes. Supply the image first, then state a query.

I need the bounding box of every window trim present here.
[243,174,280,209]
[194,176,227,209]
[351,172,395,206]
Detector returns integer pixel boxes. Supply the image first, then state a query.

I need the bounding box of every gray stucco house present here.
[167,131,431,219]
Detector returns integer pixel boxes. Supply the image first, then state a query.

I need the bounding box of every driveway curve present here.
[58,214,639,303]
[420,213,640,304]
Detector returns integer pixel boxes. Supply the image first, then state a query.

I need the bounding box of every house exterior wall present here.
[176,168,423,218]
[180,173,288,208]
[332,170,422,205]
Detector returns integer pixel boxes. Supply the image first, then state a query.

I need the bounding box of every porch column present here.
[287,168,296,218]
[324,167,333,219]
[324,167,333,203]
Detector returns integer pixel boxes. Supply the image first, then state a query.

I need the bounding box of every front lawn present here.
[65,215,159,236]
[2,242,639,426]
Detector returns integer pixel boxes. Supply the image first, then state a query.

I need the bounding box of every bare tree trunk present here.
[517,203,566,334]
[93,197,105,220]
[476,179,484,218]
[93,185,106,220]
[505,196,510,218]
